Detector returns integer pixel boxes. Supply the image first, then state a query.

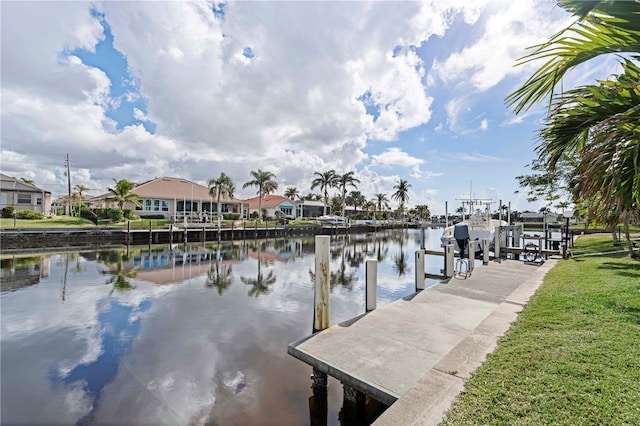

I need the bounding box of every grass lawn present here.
[441,234,640,425]
[0,216,95,228]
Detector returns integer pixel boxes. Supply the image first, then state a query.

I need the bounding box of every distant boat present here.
[317,215,348,227]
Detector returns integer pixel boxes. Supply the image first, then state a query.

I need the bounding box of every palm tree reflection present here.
[98,251,137,295]
[205,246,234,295]
[240,241,277,297]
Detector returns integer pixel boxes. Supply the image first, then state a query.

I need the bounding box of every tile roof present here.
[0,173,50,193]
[244,194,295,209]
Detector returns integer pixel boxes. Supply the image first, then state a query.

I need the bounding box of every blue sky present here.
[1,1,603,215]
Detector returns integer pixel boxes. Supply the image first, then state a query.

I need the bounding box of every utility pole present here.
[66,154,72,216]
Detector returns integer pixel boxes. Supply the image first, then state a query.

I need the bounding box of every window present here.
[154,200,160,211]
[280,207,293,216]
[145,199,152,211]
[17,193,31,204]
[221,203,229,213]
[36,197,42,205]
[162,201,169,212]
[135,199,143,210]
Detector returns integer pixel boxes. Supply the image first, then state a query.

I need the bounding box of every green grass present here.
[441,234,640,425]
[0,216,96,228]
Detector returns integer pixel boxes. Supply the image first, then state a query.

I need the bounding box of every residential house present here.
[296,199,329,218]
[93,176,244,219]
[0,173,52,215]
[244,195,296,219]
[520,211,559,223]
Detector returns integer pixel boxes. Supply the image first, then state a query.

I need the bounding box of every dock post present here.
[494,226,501,261]
[468,241,476,272]
[366,260,377,311]
[314,236,330,332]
[444,243,454,278]
[482,238,490,265]
[341,384,366,423]
[415,250,425,290]
[148,221,152,246]
[169,223,173,246]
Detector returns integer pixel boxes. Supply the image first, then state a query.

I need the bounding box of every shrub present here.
[16,210,44,220]
[108,209,124,223]
[2,206,15,218]
[223,213,240,220]
[140,214,165,220]
[123,209,134,220]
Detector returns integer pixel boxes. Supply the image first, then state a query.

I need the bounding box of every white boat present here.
[441,199,507,255]
[317,215,348,226]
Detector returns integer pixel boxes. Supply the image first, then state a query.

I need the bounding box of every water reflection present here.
[1,229,446,425]
[240,240,278,297]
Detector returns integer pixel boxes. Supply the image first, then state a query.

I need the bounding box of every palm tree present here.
[311,170,339,216]
[337,172,360,218]
[208,173,235,229]
[284,187,300,200]
[346,191,366,217]
[375,193,390,214]
[414,204,431,221]
[74,184,90,216]
[392,179,411,218]
[506,0,640,114]
[243,169,278,222]
[362,200,376,219]
[107,178,141,210]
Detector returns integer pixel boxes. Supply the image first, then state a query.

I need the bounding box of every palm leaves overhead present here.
[540,59,640,214]
[208,172,235,225]
[507,0,640,113]
[311,170,339,216]
[337,171,360,217]
[107,178,141,210]
[243,169,278,221]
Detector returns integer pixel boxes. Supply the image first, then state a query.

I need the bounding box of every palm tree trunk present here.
[624,218,639,258]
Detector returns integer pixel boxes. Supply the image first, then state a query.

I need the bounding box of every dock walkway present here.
[288,258,557,425]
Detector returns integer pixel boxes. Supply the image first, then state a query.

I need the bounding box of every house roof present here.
[0,173,50,194]
[244,194,295,209]
[94,177,241,203]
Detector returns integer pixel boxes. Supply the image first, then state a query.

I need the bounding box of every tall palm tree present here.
[243,169,278,221]
[107,178,141,210]
[284,187,300,200]
[337,171,360,218]
[311,170,339,216]
[208,173,235,229]
[346,191,366,217]
[392,179,411,218]
[375,193,390,214]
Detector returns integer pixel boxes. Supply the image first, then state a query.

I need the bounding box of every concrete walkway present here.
[288,257,557,425]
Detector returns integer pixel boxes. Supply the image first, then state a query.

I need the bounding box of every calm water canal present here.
[1,228,446,425]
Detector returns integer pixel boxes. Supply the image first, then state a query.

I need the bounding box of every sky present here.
[0,1,612,215]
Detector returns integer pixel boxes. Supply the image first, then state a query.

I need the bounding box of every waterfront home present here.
[520,211,559,224]
[0,173,52,215]
[296,199,330,218]
[92,176,244,220]
[243,194,296,220]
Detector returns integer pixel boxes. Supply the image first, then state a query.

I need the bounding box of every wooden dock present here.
[288,258,557,425]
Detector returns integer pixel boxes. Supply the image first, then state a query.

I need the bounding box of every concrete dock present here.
[288,257,557,425]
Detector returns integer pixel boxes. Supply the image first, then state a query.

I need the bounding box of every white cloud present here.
[429,1,571,91]
[480,119,489,131]
[370,147,424,169]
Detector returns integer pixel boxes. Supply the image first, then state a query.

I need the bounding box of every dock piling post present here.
[148,221,152,246]
[494,226,501,261]
[445,243,454,278]
[314,236,330,332]
[483,238,490,265]
[366,260,377,311]
[468,241,476,272]
[415,250,425,290]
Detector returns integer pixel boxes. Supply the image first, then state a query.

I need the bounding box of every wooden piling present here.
[415,250,425,290]
[366,260,377,311]
[314,236,330,332]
